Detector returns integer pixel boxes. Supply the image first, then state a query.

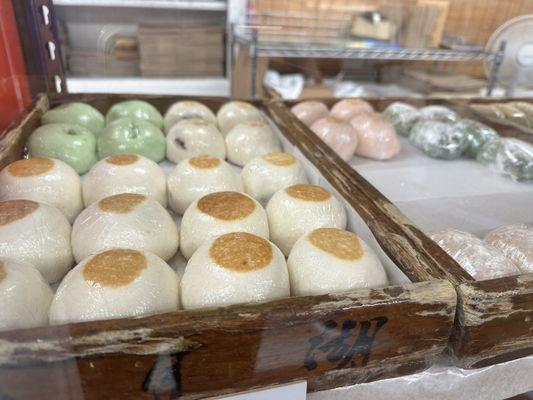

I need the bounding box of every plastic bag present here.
[382,102,420,137]
[451,119,499,158]
[429,228,520,280]
[409,120,468,159]
[476,138,533,182]
[484,224,533,274]
[496,104,531,128]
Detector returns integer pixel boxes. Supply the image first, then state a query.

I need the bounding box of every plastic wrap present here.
[49,249,180,324]
[167,156,243,214]
[82,153,168,207]
[287,228,388,296]
[290,100,329,127]
[163,100,217,133]
[0,258,53,331]
[180,232,289,309]
[225,120,281,167]
[310,117,359,161]
[97,117,166,163]
[495,103,531,127]
[418,105,459,123]
[216,101,263,136]
[41,102,105,136]
[471,103,505,120]
[409,120,468,159]
[476,138,533,182]
[71,193,179,263]
[105,99,164,129]
[429,228,520,280]
[329,99,374,122]
[452,119,499,158]
[382,101,420,137]
[0,157,83,223]
[179,191,269,259]
[0,200,73,283]
[165,118,226,164]
[484,223,533,273]
[241,152,308,205]
[509,101,533,123]
[350,112,401,160]
[266,184,347,256]
[27,123,97,174]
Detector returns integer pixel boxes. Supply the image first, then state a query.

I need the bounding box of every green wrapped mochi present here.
[42,102,105,136]
[106,100,164,130]
[383,102,420,137]
[419,105,459,123]
[97,117,166,162]
[28,123,97,174]
[409,120,468,160]
[451,119,499,158]
[476,138,533,182]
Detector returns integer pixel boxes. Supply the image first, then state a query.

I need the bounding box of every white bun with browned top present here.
[82,154,167,207]
[180,191,269,259]
[225,120,282,167]
[266,184,347,256]
[164,100,217,133]
[288,228,388,296]
[216,101,263,136]
[72,193,179,263]
[241,152,308,205]
[181,232,289,309]
[167,156,243,215]
[166,118,226,164]
[0,258,53,331]
[0,200,73,283]
[0,157,82,223]
[49,249,180,324]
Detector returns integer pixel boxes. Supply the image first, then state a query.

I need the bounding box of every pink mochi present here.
[291,101,329,127]
[350,112,401,160]
[330,99,374,122]
[310,117,358,161]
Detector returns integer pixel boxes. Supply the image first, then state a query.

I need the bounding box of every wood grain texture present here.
[269,98,533,369]
[265,99,473,286]
[0,280,456,399]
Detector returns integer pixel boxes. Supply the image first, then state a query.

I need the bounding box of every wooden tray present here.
[268,97,533,369]
[0,93,459,399]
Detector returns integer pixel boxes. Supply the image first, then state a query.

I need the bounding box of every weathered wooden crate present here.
[0,93,460,399]
[268,97,533,369]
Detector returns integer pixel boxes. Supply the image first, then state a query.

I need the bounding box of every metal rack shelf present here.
[231,27,505,97]
[52,0,227,11]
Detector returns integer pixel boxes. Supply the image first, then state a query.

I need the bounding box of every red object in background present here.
[0,0,32,135]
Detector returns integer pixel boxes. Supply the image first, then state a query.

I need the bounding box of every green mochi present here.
[477,138,533,182]
[451,119,499,158]
[97,117,166,162]
[106,100,164,130]
[383,102,420,137]
[27,123,97,174]
[409,120,468,160]
[42,102,105,136]
[419,105,459,123]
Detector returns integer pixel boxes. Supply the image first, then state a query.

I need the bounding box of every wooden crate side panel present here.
[451,273,533,368]
[0,280,456,398]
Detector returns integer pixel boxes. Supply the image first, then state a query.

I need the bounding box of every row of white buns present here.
[165,100,282,167]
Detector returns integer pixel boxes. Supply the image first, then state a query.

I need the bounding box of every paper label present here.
[212,381,307,400]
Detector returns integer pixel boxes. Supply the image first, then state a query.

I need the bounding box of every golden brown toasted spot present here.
[235,101,254,109]
[197,191,255,220]
[106,154,139,166]
[210,232,272,271]
[0,200,39,225]
[309,228,364,260]
[99,193,146,213]
[8,158,54,177]
[285,184,331,202]
[189,155,221,169]
[262,152,296,166]
[180,101,198,107]
[83,249,147,287]
[0,261,5,283]
[248,120,266,127]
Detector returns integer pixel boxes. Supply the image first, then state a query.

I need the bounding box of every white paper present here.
[211,381,307,400]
